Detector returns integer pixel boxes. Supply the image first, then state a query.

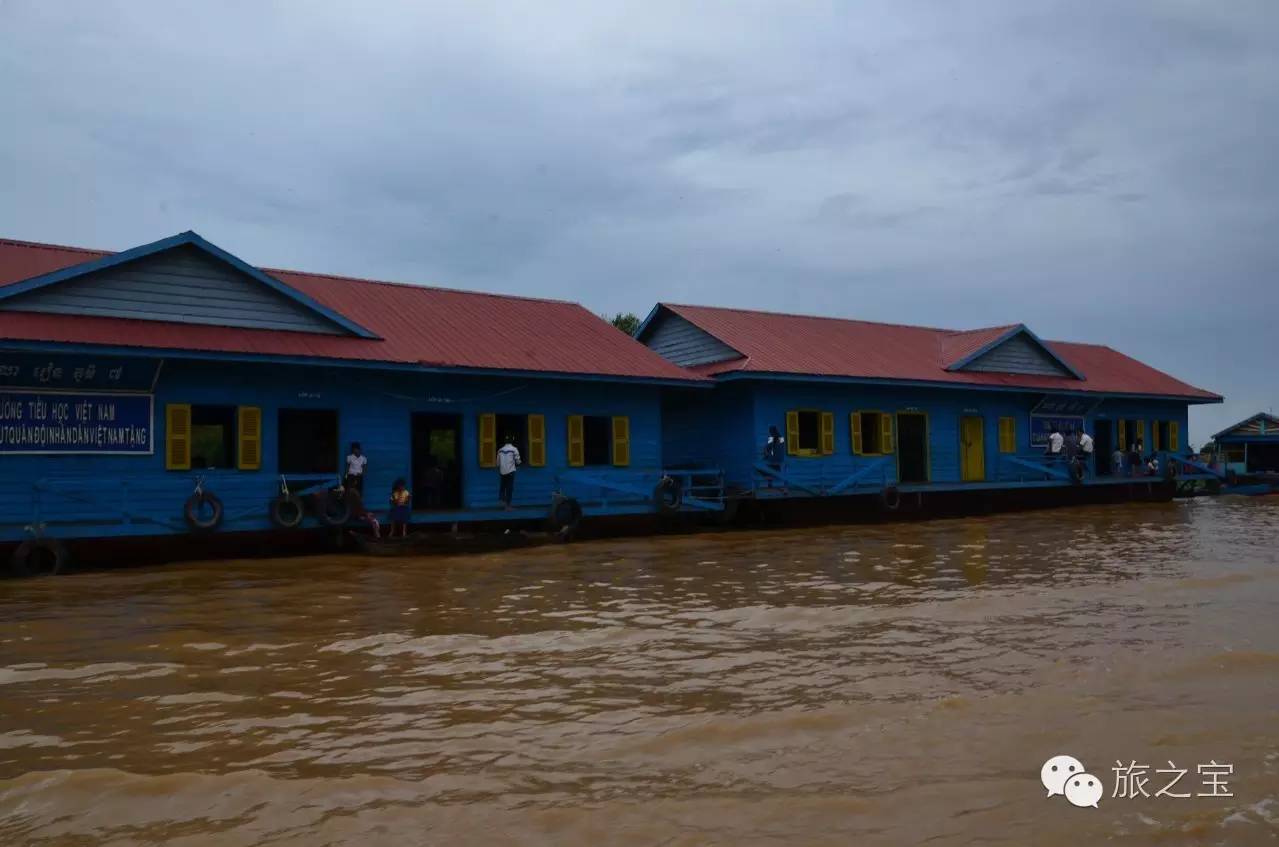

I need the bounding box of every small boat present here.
[347,528,562,556]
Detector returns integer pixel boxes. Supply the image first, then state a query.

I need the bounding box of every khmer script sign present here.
[0,391,153,454]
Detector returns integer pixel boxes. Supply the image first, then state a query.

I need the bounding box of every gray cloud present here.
[1,0,1276,442]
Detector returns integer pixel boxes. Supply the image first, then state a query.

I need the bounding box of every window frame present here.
[792,409,822,456]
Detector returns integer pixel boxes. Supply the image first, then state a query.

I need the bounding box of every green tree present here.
[607,312,642,336]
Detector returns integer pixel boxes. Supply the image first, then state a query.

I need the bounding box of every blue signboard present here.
[1029,414,1085,447]
[0,354,161,391]
[0,391,153,454]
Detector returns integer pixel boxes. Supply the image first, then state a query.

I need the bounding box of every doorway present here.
[411,413,462,510]
[896,412,929,483]
[1093,419,1113,475]
[960,416,986,481]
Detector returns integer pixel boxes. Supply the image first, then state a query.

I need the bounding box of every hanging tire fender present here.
[653,476,683,514]
[10,538,70,577]
[184,490,224,531]
[880,485,902,511]
[316,488,352,527]
[270,493,306,529]
[548,495,583,533]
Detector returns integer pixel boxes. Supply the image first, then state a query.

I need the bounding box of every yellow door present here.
[960,416,985,481]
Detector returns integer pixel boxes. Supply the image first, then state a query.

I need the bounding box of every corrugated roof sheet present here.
[0,237,701,383]
[659,303,1220,400]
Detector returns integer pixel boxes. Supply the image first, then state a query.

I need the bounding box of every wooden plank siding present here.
[962,333,1073,377]
[641,311,739,367]
[0,359,664,542]
[0,245,342,334]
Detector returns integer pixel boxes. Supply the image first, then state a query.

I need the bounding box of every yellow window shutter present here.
[785,411,800,456]
[165,403,192,470]
[1170,421,1179,451]
[1118,419,1126,450]
[237,406,262,470]
[612,416,631,466]
[819,412,835,454]
[998,417,1015,453]
[1152,421,1161,451]
[478,413,497,467]
[567,415,585,467]
[527,414,546,467]
[880,413,894,454]
[1136,419,1145,446]
[850,411,863,455]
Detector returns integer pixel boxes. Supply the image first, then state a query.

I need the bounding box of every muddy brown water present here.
[1,498,1277,846]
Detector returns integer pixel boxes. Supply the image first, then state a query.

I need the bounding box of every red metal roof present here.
[661,303,1220,401]
[0,237,701,383]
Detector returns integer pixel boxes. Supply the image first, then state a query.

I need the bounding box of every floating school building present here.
[0,231,711,560]
[637,303,1222,507]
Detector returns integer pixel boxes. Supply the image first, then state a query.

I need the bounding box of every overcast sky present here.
[2,1,1275,443]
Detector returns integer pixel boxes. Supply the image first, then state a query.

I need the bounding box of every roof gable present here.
[945,324,1083,380]
[1213,412,1279,441]
[635,304,742,367]
[0,231,376,338]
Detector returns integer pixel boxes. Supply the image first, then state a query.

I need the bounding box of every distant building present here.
[1210,413,1279,475]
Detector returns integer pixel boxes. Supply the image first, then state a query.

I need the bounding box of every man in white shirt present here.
[1078,430,1094,477]
[497,437,521,510]
[1047,428,1064,455]
[344,442,367,493]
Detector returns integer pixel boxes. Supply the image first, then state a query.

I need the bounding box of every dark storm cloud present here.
[1,0,1276,441]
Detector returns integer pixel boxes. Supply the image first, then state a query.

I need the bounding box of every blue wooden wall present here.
[0,358,666,541]
[699,380,1190,492]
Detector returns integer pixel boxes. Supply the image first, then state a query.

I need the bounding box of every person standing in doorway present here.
[1129,438,1144,477]
[763,425,787,493]
[497,435,521,510]
[1111,446,1125,477]
[1078,428,1094,477]
[345,442,367,494]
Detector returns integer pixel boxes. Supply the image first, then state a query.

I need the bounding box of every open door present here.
[411,413,463,510]
[896,412,929,483]
[1093,420,1113,475]
[960,416,986,481]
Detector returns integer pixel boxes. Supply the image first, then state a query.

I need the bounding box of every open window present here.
[851,410,892,455]
[190,405,235,470]
[478,413,546,467]
[786,410,834,456]
[566,415,629,466]
[278,409,338,474]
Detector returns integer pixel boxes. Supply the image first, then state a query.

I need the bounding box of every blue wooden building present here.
[1210,413,1279,476]
[637,303,1222,503]
[0,232,710,558]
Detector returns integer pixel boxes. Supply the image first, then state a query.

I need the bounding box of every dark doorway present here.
[1248,443,1279,473]
[412,413,462,510]
[897,412,929,483]
[1093,419,1113,475]
[278,409,339,474]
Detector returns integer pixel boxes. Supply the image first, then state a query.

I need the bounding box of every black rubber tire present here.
[269,494,306,529]
[184,491,224,531]
[10,538,70,577]
[1164,459,1180,481]
[316,489,352,527]
[653,477,682,514]
[880,485,902,511]
[548,495,583,533]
